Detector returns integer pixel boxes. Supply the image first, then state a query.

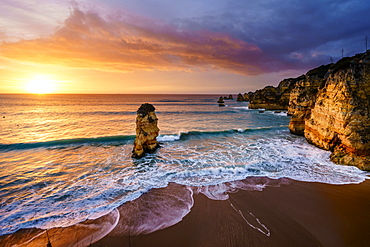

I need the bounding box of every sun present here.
[26,76,56,94]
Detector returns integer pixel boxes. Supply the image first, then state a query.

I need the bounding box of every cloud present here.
[175,0,370,68]
[0,0,70,41]
[2,1,369,76]
[0,7,265,75]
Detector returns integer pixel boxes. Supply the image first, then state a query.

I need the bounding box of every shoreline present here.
[2,177,370,247]
[93,179,370,247]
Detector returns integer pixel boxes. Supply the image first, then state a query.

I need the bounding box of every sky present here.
[0,0,369,94]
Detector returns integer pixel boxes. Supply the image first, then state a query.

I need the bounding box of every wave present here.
[156,110,237,115]
[82,111,135,116]
[176,126,286,139]
[0,135,135,151]
[0,127,286,151]
[13,109,251,117]
[231,106,250,110]
[1,126,368,237]
[12,111,137,116]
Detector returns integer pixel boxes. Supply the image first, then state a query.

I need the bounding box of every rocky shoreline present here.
[231,52,370,170]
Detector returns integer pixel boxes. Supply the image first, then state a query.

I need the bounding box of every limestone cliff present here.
[303,55,370,170]
[132,103,160,158]
[243,92,252,101]
[236,93,245,101]
[248,78,298,110]
[288,64,331,135]
[244,52,370,170]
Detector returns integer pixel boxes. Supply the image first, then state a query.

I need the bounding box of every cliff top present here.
[330,51,370,74]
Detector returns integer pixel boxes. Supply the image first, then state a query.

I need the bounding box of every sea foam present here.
[157,134,181,142]
[0,128,368,236]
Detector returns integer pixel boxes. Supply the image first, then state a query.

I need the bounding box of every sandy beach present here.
[91,178,370,247]
[2,177,370,247]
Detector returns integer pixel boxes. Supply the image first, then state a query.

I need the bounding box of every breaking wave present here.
[0,128,368,236]
[0,127,284,151]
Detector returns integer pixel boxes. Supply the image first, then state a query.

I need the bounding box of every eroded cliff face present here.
[248,78,298,110]
[247,52,370,170]
[132,103,160,158]
[236,93,245,101]
[288,65,331,135]
[304,64,370,170]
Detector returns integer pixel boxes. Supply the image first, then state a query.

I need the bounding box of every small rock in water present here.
[217,97,224,104]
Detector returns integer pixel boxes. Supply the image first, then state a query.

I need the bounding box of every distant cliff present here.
[248,77,300,110]
[246,52,370,170]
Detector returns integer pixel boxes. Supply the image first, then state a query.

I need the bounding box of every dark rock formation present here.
[223,94,233,100]
[243,93,252,101]
[217,97,224,103]
[248,78,298,110]
[236,93,245,101]
[132,103,160,158]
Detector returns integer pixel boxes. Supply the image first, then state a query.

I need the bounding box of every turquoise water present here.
[0,94,367,235]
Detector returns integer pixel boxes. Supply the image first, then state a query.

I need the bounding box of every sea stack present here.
[236,93,245,101]
[217,97,225,103]
[132,103,160,158]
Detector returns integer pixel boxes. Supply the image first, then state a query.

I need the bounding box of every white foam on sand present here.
[108,183,194,236]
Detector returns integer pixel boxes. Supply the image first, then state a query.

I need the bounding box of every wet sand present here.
[93,179,370,247]
[2,178,370,247]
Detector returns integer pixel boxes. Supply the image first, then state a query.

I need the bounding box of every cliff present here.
[246,52,370,170]
[248,77,299,109]
[288,64,331,135]
[132,103,160,158]
[236,93,246,101]
[303,54,370,170]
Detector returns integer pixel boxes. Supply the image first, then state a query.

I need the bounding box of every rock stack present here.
[236,93,245,101]
[132,103,160,158]
[217,97,225,103]
[222,94,233,100]
[247,78,298,110]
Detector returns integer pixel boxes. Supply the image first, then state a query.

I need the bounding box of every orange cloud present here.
[0,7,263,75]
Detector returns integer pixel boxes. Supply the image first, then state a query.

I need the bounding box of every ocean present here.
[0,94,368,236]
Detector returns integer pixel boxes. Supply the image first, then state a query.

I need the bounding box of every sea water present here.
[0,94,368,235]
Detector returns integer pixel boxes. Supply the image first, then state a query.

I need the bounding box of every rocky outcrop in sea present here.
[248,77,299,109]
[246,52,370,170]
[132,103,160,158]
[236,93,246,101]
